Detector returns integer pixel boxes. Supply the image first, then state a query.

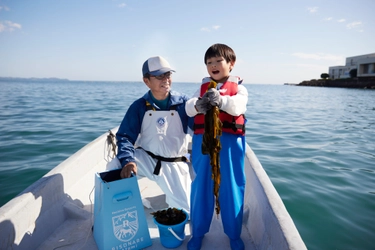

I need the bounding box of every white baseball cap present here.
[142,56,175,77]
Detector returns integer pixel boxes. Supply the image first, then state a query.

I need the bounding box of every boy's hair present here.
[204,43,236,64]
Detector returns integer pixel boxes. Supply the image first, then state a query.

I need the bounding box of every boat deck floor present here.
[37,176,256,250]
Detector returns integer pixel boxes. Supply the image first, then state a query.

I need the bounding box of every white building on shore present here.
[329,53,375,79]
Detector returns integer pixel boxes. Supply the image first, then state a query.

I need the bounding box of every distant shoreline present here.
[0,77,70,82]
[0,77,261,85]
[286,77,375,89]
[0,77,137,84]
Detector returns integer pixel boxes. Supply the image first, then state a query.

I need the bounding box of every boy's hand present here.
[207,88,223,108]
[195,96,211,114]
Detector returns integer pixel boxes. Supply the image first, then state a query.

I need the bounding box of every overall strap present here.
[145,100,155,111]
[146,100,177,111]
[138,147,188,175]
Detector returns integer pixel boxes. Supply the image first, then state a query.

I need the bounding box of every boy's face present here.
[206,56,235,83]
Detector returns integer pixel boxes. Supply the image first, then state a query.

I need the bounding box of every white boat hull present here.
[0,127,306,250]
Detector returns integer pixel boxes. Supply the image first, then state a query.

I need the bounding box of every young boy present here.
[185,44,248,250]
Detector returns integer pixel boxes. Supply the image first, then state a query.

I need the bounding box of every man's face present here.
[143,72,172,99]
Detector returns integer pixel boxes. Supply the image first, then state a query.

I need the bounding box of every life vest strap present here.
[193,120,245,133]
[222,121,246,133]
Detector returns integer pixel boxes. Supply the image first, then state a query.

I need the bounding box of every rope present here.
[107,130,117,159]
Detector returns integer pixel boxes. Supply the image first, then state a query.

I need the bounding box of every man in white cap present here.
[116,56,192,215]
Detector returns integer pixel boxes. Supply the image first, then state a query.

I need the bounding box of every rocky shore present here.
[296,77,375,89]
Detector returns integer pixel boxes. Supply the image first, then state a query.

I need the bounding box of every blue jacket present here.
[116,90,193,168]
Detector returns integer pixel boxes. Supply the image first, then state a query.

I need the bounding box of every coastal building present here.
[329,53,375,79]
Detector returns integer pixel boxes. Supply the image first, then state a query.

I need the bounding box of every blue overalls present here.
[190,131,246,240]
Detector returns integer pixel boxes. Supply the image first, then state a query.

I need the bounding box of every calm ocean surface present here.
[0,80,374,250]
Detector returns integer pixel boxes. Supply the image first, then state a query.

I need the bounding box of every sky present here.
[0,0,374,84]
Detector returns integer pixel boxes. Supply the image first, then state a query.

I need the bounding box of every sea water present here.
[0,80,374,250]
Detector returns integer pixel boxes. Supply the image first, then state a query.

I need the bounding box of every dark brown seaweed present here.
[202,80,222,216]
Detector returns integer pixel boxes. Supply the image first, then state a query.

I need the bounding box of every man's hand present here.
[120,162,137,178]
[195,95,212,114]
[207,88,223,108]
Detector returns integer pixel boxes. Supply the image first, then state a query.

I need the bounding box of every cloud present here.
[292,52,344,62]
[118,3,126,8]
[0,5,10,11]
[0,21,22,32]
[346,21,362,29]
[307,7,318,13]
[200,25,221,32]
[322,17,362,32]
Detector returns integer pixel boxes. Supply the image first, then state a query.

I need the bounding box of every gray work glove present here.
[195,95,211,114]
[207,88,223,108]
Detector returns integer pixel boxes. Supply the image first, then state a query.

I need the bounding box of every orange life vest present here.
[193,76,246,135]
